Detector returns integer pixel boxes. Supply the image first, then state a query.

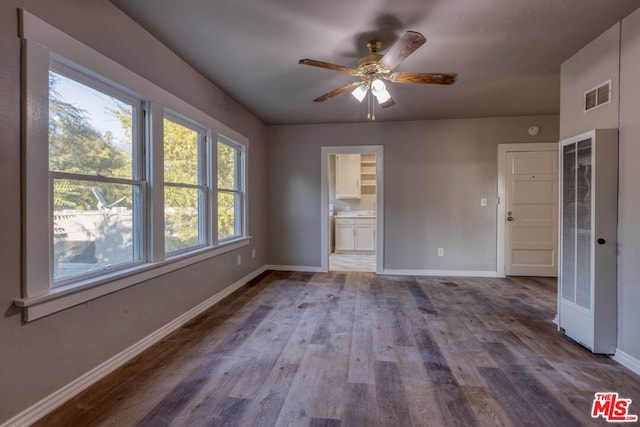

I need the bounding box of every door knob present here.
[597,238,606,245]
[507,216,514,222]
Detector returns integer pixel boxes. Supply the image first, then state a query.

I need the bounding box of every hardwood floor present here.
[37,272,640,426]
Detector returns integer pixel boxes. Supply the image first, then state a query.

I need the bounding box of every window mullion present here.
[148,102,165,262]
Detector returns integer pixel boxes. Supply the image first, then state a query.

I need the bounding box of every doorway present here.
[497,143,559,277]
[321,146,384,274]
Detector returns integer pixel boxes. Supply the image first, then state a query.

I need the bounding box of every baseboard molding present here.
[382,269,500,277]
[1,265,269,427]
[611,348,640,377]
[265,264,325,273]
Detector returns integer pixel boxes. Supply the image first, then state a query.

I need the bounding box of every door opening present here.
[321,146,383,274]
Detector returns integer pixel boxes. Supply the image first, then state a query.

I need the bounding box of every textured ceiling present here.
[111,0,638,125]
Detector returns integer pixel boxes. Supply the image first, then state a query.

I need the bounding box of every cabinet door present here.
[335,224,355,251]
[355,225,375,251]
[336,154,361,199]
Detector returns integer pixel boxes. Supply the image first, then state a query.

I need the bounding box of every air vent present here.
[584,80,612,112]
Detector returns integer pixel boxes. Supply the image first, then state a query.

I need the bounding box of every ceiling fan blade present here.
[313,81,365,102]
[380,98,395,109]
[378,31,426,71]
[389,72,457,85]
[299,59,358,76]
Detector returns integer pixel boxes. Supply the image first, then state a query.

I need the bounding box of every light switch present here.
[481,197,487,207]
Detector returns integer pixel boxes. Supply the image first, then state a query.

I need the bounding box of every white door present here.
[505,151,558,276]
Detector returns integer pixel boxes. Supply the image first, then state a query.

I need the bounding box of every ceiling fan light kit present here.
[351,85,368,102]
[299,30,457,120]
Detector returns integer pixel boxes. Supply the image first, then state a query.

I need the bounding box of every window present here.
[20,10,250,321]
[217,139,244,241]
[163,116,208,254]
[49,63,145,285]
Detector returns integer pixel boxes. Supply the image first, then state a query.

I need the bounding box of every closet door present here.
[559,128,617,354]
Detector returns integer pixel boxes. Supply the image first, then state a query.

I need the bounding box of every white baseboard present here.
[382,269,500,278]
[265,264,325,273]
[1,265,268,427]
[611,348,640,377]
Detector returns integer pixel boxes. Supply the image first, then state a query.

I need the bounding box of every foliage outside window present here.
[49,66,143,285]
[163,116,208,253]
[217,140,243,241]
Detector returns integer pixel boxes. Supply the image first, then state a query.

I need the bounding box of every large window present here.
[163,116,208,254]
[49,63,144,285]
[20,10,250,321]
[217,139,244,241]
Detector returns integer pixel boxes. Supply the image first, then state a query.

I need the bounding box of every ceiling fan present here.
[299,31,457,119]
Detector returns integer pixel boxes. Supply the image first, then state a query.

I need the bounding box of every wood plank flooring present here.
[37,272,640,426]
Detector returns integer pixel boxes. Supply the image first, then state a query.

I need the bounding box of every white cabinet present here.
[335,218,356,251]
[355,220,375,251]
[335,217,375,252]
[559,129,618,354]
[336,154,361,199]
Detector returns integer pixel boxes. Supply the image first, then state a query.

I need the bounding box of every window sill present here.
[14,237,251,321]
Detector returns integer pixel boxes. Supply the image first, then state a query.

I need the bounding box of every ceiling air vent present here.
[584,80,612,112]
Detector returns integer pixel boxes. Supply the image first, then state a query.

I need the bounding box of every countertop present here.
[335,211,376,218]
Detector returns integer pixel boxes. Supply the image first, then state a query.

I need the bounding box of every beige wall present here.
[560,6,640,361]
[560,23,621,139]
[267,116,560,271]
[618,8,640,361]
[0,0,267,422]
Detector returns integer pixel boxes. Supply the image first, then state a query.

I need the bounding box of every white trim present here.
[611,349,640,377]
[15,238,251,321]
[383,269,500,277]
[497,142,558,277]
[265,265,324,273]
[321,146,384,274]
[1,265,268,427]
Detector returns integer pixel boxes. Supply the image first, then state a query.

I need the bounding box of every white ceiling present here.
[111,0,638,125]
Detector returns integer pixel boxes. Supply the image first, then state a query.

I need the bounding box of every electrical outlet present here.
[252,249,256,258]
[438,248,444,257]
[481,197,487,207]
[237,255,241,265]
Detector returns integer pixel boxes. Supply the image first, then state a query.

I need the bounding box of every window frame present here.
[48,60,148,287]
[217,137,246,243]
[17,10,250,322]
[162,112,210,256]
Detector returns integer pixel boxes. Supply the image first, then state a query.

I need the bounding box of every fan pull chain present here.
[371,89,375,121]
[367,89,375,121]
